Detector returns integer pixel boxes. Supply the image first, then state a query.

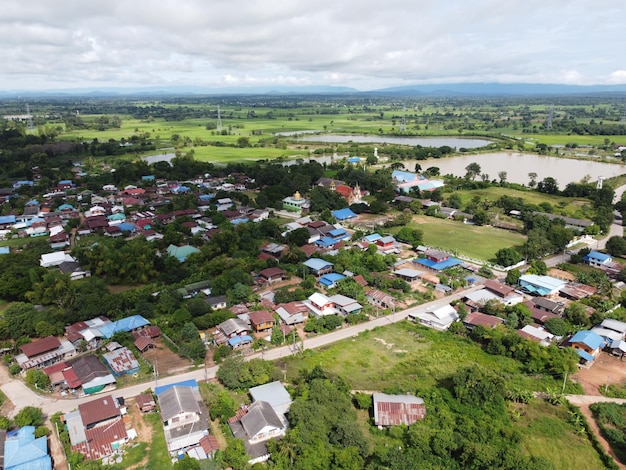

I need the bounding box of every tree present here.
[465,163,481,180]
[505,269,522,286]
[173,455,201,470]
[544,318,569,336]
[498,171,507,184]
[396,227,423,247]
[606,237,626,257]
[285,227,310,247]
[528,172,538,188]
[563,302,591,328]
[25,369,51,390]
[13,406,44,427]
[495,248,522,267]
[477,266,494,279]
[537,177,559,194]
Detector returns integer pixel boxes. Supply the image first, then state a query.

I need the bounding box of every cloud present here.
[0,0,623,90]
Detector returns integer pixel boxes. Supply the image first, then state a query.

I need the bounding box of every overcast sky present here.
[1,0,624,91]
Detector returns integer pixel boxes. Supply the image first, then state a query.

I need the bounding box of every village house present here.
[569,330,605,363]
[2,426,52,470]
[102,346,140,376]
[373,393,426,427]
[156,383,210,453]
[248,310,275,333]
[274,301,309,326]
[65,394,130,461]
[15,336,76,371]
[302,258,334,276]
[409,304,459,331]
[257,267,286,285]
[135,393,156,413]
[365,288,396,310]
[463,312,505,330]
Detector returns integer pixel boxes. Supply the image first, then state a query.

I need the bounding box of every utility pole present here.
[561,370,568,394]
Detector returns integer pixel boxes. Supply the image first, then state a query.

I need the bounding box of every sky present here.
[1,0,625,91]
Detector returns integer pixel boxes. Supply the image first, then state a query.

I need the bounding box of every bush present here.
[8,364,21,375]
[213,345,232,363]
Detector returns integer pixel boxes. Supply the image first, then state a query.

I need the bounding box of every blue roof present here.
[329,228,347,237]
[363,233,382,243]
[199,194,215,201]
[576,349,596,362]
[348,157,362,163]
[13,180,34,187]
[25,199,39,206]
[585,251,611,262]
[58,203,74,211]
[332,208,357,220]
[228,335,253,347]
[570,330,604,350]
[142,175,155,180]
[155,379,199,397]
[58,180,72,185]
[316,237,336,248]
[391,170,418,183]
[117,222,136,232]
[98,315,150,339]
[4,426,52,470]
[303,258,334,271]
[413,256,463,271]
[0,215,16,225]
[0,247,9,254]
[319,273,345,286]
[231,218,249,225]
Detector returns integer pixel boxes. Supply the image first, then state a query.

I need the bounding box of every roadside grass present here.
[387,216,525,261]
[453,186,593,217]
[517,400,606,469]
[144,412,171,469]
[282,322,561,394]
[121,442,148,468]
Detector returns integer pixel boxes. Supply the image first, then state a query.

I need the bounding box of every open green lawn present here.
[388,216,526,261]
[279,322,598,469]
[517,401,605,469]
[283,323,564,393]
[143,412,171,469]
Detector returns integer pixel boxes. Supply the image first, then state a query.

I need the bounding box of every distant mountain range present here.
[2,83,626,98]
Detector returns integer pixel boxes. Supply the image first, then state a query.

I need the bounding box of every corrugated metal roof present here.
[373,393,426,426]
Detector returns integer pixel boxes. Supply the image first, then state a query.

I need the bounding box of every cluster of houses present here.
[14,315,156,397]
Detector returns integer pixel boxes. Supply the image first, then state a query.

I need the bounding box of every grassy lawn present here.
[453,186,592,217]
[388,216,525,261]
[283,322,563,394]
[143,412,172,469]
[121,442,148,468]
[516,401,605,469]
[279,322,598,468]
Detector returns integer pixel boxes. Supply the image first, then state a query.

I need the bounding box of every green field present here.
[388,216,526,261]
[279,322,601,468]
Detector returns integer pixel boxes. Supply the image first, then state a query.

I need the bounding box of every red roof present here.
[78,395,120,427]
[335,185,353,199]
[464,312,505,329]
[248,310,274,327]
[353,275,368,286]
[20,336,61,358]
[484,279,515,297]
[199,434,220,453]
[135,393,155,409]
[72,418,127,460]
[134,336,156,352]
[63,368,82,389]
[43,362,68,375]
[258,267,285,279]
[374,395,426,426]
[300,244,318,258]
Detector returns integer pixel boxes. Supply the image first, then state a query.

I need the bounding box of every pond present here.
[401,152,626,187]
[294,134,492,149]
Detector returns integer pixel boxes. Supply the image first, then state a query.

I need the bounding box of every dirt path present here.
[574,353,626,396]
[47,417,69,470]
[125,399,153,470]
[577,403,626,470]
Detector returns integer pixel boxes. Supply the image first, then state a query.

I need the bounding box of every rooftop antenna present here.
[216,105,223,131]
[400,105,407,132]
[25,104,34,131]
[546,105,554,130]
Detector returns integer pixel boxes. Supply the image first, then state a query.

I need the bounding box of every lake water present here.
[402,152,626,187]
[295,134,492,149]
[142,153,176,165]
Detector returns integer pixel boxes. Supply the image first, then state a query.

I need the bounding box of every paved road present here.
[566,394,626,406]
[1,286,481,416]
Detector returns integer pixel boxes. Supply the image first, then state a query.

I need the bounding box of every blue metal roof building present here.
[391,170,418,183]
[413,256,462,271]
[319,273,346,288]
[584,250,612,265]
[519,274,566,296]
[155,379,199,397]
[332,208,357,221]
[316,237,338,248]
[99,315,150,339]
[570,330,605,350]
[303,258,334,274]
[228,335,253,348]
[0,215,16,225]
[4,426,52,470]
